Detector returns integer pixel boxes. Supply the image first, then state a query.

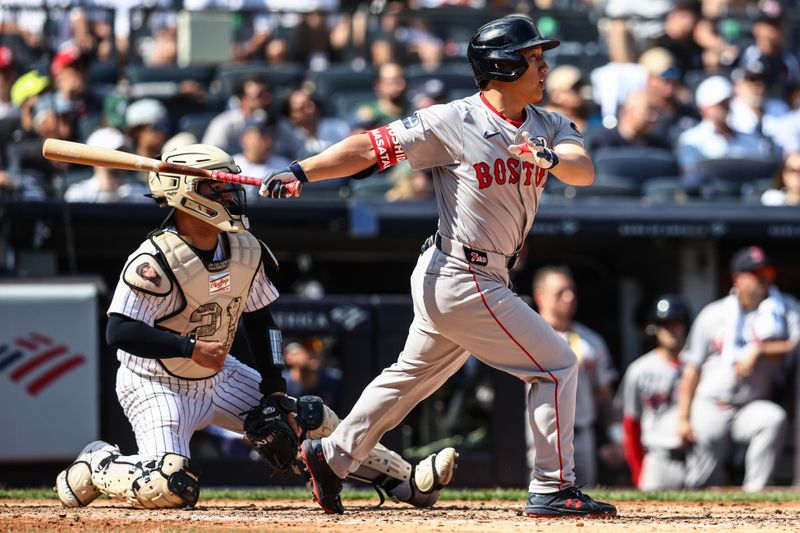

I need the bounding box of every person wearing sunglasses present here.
[676,245,800,491]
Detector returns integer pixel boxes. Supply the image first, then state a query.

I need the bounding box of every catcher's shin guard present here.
[55,441,119,508]
[393,447,459,508]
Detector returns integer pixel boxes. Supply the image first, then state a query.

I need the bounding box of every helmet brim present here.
[512,38,560,52]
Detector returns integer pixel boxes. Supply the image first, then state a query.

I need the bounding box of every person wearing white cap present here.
[63,127,150,203]
[676,75,778,194]
[125,98,169,160]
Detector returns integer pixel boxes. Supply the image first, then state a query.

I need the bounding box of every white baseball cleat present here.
[55,441,118,508]
[415,447,458,492]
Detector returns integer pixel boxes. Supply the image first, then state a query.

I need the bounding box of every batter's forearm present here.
[676,364,701,420]
[551,145,594,186]
[300,133,377,182]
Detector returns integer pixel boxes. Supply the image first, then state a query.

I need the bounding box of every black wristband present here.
[289,161,309,183]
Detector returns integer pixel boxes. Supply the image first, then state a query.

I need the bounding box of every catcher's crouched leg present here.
[366,446,459,508]
[55,441,120,508]
[92,452,200,509]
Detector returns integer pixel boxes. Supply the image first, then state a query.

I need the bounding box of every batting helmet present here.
[468,15,560,87]
[649,294,691,326]
[148,144,249,232]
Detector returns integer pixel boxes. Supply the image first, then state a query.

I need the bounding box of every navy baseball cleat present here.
[525,486,617,518]
[300,438,344,514]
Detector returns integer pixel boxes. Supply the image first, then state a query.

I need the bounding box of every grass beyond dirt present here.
[1,487,798,502]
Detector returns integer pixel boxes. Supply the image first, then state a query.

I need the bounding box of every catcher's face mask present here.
[148,144,250,232]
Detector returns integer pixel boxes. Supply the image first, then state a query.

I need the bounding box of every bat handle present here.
[210,170,262,187]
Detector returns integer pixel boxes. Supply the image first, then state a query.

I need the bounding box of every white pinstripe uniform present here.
[322,93,584,493]
[109,226,278,460]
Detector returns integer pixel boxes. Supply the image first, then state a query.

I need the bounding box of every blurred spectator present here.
[590,25,647,125]
[410,78,448,111]
[677,76,777,192]
[588,90,672,151]
[761,152,800,206]
[125,98,168,159]
[676,246,799,491]
[650,0,704,75]
[729,57,790,141]
[639,47,699,145]
[543,65,593,134]
[64,127,148,203]
[288,11,338,70]
[234,113,291,204]
[10,71,50,137]
[202,75,273,154]
[603,0,675,44]
[0,46,19,120]
[274,88,350,160]
[51,46,98,115]
[735,3,800,97]
[354,62,410,126]
[33,93,77,143]
[531,266,618,487]
[283,339,343,412]
[385,166,434,201]
[619,295,691,490]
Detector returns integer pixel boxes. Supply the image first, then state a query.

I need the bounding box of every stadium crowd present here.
[0,0,798,203]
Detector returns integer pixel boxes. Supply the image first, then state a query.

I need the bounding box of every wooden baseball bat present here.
[42,138,301,197]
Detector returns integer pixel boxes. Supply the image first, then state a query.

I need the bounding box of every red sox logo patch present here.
[0,332,86,396]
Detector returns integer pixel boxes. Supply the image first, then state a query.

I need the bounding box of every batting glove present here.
[508,132,560,170]
[259,161,308,198]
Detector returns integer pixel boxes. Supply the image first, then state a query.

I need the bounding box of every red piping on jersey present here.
[480,93,526,128]
[469,267,565,489]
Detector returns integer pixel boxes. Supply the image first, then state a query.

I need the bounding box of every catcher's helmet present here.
[148,144,249,232]
[468,15,560,87]
[649,294,691,326]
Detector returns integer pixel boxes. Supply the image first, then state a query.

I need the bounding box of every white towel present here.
[720,287,787,366]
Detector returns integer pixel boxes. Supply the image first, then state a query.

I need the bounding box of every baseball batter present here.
[54,144,457,510]
[677,246,800,491]
[260,15,616,517]
[618,295,690,490]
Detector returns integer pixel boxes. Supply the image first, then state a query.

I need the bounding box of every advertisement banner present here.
[0,283,99,461]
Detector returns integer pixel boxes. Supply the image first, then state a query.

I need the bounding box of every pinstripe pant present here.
[115,356,262,459]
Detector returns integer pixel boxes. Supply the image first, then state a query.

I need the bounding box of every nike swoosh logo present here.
[483,131,501,139]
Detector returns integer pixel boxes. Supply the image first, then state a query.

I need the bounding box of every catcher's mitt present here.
[242,395,299,475]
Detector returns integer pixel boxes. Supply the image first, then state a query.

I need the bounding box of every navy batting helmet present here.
[468,15,560,87]
[649,294,691,326]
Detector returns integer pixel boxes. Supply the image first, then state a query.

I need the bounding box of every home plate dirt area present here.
[1,499,799,532]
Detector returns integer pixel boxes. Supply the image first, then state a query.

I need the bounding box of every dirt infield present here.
[1,498,799,532]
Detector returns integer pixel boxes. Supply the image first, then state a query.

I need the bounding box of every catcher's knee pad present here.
[55,441,118,508]
[299,396,341,439]
[132,454,201,509]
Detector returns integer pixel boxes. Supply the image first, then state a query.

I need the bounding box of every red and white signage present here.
[0,283,100,461]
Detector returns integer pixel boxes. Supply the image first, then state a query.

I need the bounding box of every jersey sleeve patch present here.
[368,125,407,170]
[123,253,172,296]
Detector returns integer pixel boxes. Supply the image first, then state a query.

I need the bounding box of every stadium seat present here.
[740,178,773,204]
[406,63,476,94]
[306,65,376,100]
[215,62,306,98]
[123,64,216,88]
[328,90,376,121]
[641,177,684,203]
[593,148,680,183]
[349,176,393,199]
[695,157,780,197]
[77,112,103,143]
[548,173,640,198]
[178,112,218,141]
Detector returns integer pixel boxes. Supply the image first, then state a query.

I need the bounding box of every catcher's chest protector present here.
[153,230,262,379]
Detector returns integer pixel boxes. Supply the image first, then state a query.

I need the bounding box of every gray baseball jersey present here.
[619,349,683,451]
[682,292,800,405]
[323,93,586,493]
